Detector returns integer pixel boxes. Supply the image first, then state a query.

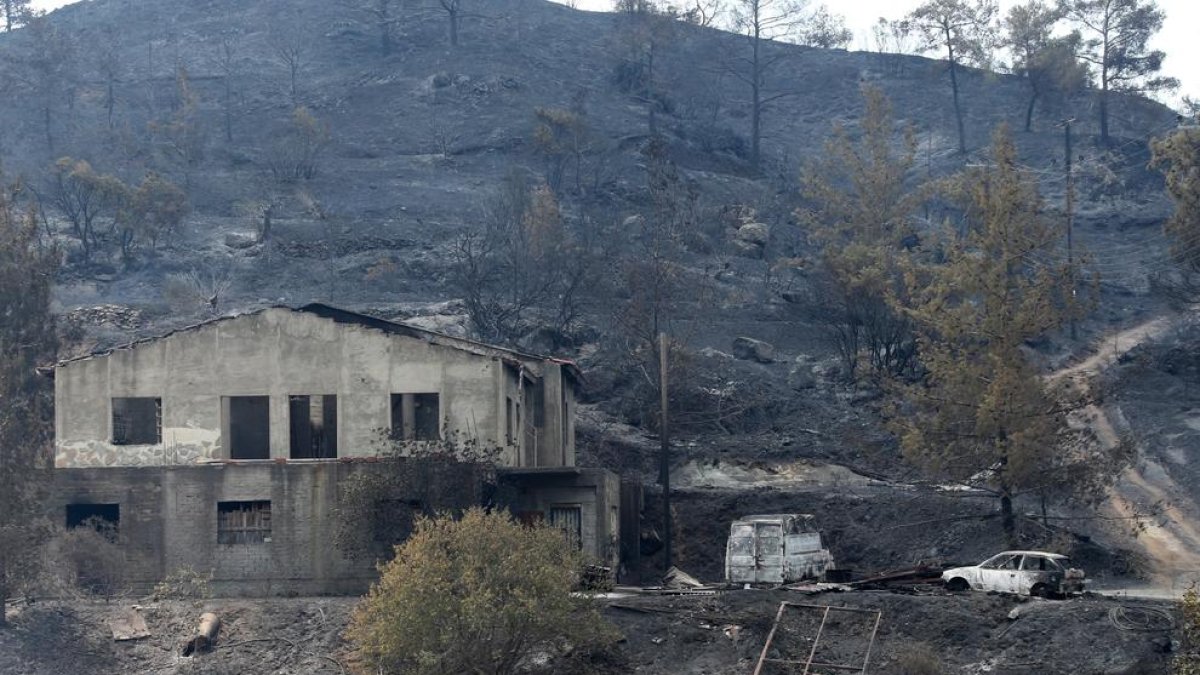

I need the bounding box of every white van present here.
[725,514,835,584]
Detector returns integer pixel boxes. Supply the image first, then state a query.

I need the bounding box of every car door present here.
[726,523,757,583]
[1001,555,1027,594]
[977,553,1019,591]
[755,522,785,583]
[1019,554,1059,595]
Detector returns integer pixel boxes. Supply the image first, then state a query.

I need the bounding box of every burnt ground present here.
[633,484,1149,591]
[0,591,1177,675]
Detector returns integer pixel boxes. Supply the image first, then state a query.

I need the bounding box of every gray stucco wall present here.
[499,468,621,567]
[55,309,573,469]
[50,462,485,596]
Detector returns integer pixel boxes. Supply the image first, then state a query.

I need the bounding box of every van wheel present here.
[946,578,969,592]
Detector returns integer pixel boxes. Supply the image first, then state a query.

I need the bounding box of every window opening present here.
[373,499,424,544]
[112,397,161,445]
[289,394,337,459]
[531,380,545,428]
[217,501,272,544]
[506,397,515,445]
[66,503,120,534]
[390,393,441,441]
[549,505,582,550]
[226,396,270,459]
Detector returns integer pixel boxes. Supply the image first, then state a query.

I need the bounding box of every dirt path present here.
[1050,311,1200,590]
[1049,315,1177,386]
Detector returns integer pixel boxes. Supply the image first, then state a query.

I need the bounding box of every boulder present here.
[730,222,770,259]
[732,337,775,364]
[224,232,258,250]
[735,222,770,246]
[730,239,763,259]
[788,361,816,390]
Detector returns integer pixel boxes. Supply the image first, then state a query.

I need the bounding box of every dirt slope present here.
[0,592,1177,675]
[1049,308,1200,592]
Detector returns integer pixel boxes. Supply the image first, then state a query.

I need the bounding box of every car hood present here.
[941,566,975,579]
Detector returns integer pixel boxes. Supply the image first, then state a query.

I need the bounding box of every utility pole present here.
[658,332,672,571]
[1061,118,1077,340]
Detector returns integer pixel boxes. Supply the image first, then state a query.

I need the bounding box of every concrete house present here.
[47,304,625,595]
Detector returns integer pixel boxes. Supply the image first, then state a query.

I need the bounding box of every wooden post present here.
[659,332,672,571]
[1062,118,1077,341]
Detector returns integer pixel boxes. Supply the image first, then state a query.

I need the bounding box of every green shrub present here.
[347,507,617,675]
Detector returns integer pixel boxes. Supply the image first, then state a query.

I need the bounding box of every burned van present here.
[725,514,835,584]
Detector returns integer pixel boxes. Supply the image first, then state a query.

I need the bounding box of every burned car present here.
[942,550,1085,597]
[725,514,835,584]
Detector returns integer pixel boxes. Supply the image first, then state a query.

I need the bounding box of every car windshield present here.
[980,554,1020,569]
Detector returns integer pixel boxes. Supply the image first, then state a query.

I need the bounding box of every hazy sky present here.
[29,0,1197,107]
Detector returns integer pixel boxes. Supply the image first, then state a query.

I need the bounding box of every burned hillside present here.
[1,0,1199,672]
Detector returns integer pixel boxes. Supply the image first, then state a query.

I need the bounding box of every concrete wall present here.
[499,468,621,567]
[50,462,484,596]
[55,309,574,469]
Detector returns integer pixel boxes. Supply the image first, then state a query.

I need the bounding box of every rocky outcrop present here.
[733,336,775,363]
[731,222,770,258]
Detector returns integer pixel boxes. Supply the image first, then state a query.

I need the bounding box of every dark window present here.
[531,381,545,428]
[561,388,570,455]
[66,503,120,533]
[112,398,161,445]
[506,397,515,445]
[549,505,582,550]
[373,499,423,544]
[390,393,441,441]
[217,501,271,545]
[226,396,270,460]
[289,395,337,459]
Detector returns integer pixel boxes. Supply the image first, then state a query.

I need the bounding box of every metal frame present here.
[752,602,883,675]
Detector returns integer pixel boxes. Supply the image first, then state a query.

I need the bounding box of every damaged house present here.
[46,304,627,595]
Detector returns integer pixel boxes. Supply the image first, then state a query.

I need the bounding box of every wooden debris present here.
[182,612,221,656]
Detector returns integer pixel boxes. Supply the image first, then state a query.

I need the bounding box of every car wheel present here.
[946,577,969,592]
[1030,583,1054,599]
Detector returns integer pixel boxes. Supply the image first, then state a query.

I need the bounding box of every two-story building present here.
[47,303,625,595]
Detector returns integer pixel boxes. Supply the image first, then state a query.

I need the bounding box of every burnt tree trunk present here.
[945,28,966,154]
[1000,492,1015,545]
[750,26,761,169]
[0,556,8,629]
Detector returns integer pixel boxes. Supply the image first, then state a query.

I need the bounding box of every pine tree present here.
[1150,127,1200,294]
[891,126,1106,540]
[799,86,924,379]
[908,0,998,154]
[2,0,29,32]
[1063,0,1177,144]
[1003,1,1088,132]
[0,176,57,628]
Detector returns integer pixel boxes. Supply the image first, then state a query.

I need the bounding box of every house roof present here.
[46,302,582,380]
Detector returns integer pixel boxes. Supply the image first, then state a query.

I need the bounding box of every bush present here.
[347,508,617,675]
[1174,584,1200,674]
[152,566,213,601]
[890,643,946,675]
[39,521,127,600]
